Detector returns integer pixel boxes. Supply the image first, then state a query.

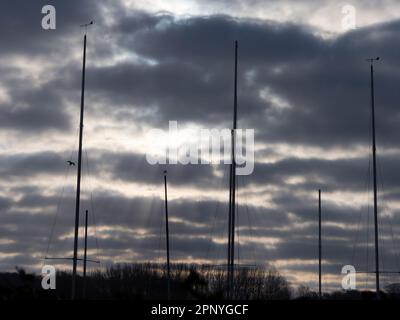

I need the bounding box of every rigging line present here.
[376,158,387,282]
[245,202,256,266]
[216,190,231,264]
[376,155,400,273]
[385,210,400,273]
[378,217,386,286]
[375,155,384,270]
[79,161,86,252]
[90,192,100,261]
[365,152,372,290]
[149,199,162,265]
[205,164,228,262]
[366,182,371,290]
[45,165,71,258]
[144,195,157,239]
[236,177,240,266]
[78,152,86,255]
[387,204,400,274]
[243,187,264,256]
[208,163,232,265]
[144,185,160,246]
[377,156,399,288]
[204,199,221,262]
[44,131,79,259]
[351,149,371,267]
[376,157,398,287]
[380,173,396,287]
[84,148,101,266]
[364,110,373,290]
[157,196,164,265]
[83,148,91,189]
[241,174,257,267]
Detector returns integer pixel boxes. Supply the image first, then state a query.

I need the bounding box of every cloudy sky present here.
[1,0,400,292]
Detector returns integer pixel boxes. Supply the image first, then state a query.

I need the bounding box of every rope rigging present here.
[350,100,400,290]
[43,133,101,274]
[44,127,79,261]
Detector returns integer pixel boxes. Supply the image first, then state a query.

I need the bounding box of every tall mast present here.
[227,157,232,281]
[368,57,380,295]
[318,190,322,299]
[71,32,87,300]
[164,170,171,299]
[83,209,89,299]
[228,40,238,295]
[71,21,92,300]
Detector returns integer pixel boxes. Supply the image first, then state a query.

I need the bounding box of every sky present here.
[1,0,400,293]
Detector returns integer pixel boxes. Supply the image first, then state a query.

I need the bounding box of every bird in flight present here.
[67,161,76,166]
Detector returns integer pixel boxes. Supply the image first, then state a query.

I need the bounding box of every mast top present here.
[80,20,94,34]
[366,57,380,64]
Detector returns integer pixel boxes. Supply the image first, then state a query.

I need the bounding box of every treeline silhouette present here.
[1,264,400,300]
[0,264,289,300]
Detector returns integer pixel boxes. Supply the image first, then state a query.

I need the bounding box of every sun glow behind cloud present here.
[123,0,400,36]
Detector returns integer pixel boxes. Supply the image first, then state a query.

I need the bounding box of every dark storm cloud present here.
[102,151,227,188]
[0,148,228,189]
[87,12,325,127]
[103,149,400,194]
[0,77,73,132]
[4,146,400,200]
[0,197,12,211]
[250,154,400,192]
[3,7,400,142]
[0,0,100,55]
[0,151,66,179]
[0,0,107,133]
[87,61,236,125]
[92,11,400,147]
[128,15,323,65]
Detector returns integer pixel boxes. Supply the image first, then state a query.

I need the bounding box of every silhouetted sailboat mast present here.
[347,58,382,296]
[318,190,322,298]
[71,21,93,300]
[163,170,171,299]
[227,40,238,295]
[83,209,89,299]
[367,57,381,295]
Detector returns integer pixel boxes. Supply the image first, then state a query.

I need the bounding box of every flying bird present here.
[67,161,76,166]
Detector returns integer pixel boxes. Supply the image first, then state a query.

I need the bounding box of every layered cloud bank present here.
[1,1,400,291]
